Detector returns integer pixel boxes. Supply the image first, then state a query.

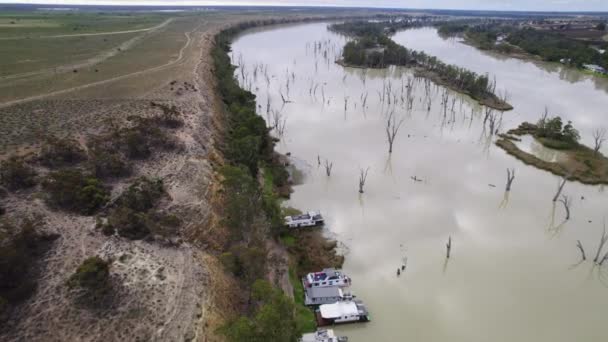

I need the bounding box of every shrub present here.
[100,177,177,240]
[106,207,150,240]
[221,280,298,342]
[220,245,267,286]
[220,166,261,242]
[0,218,55,308]
[42,169,109,215]
[88,148,131,179]
[39,136,86,168]
[0,156,37,191]
[121,116,179,159]
[67,256,111,300]
[117,177,164,212]
[151,102,183,128]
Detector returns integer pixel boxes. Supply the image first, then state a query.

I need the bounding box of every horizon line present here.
[1,2,608,14]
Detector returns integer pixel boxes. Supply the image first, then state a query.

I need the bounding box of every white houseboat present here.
[316,300,370,326]
[304,285,353,306]
[300,329,348,342]
[284,211,324,228]
[303,268,351,289]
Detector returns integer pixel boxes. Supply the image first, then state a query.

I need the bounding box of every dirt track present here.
[0,20,198,109]
[0,18,174,40]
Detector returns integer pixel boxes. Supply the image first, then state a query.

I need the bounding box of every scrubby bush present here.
[106,206,150,240]
[121,116,179,159]
[221,280,298,342]
[118,177,164,212]
[151,102,183,128]
[220,166,261,242]
[0,156,37,191]
[0,218,56,311]
[220,245,267,286]
[39,136,86,168]
[88,148,131,179]
[67,256,111,300]
[42,169,109,215]
[100,177,177,240]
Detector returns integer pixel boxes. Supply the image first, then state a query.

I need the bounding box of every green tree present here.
[42,169,109,215]
[221,166,261,242]
[222,280,298,342]
[67,256,111,301]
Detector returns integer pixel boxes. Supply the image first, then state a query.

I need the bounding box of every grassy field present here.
[0,32,143,77]
[0,12,166,37]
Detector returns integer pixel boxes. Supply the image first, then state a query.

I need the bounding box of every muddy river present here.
[231,23,608,341]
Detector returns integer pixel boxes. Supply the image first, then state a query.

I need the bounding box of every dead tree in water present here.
[505,168,515,191]
[386,111,404,154]
[358,167,370,194]
[324,159,333,177]
[559,195,571,220]
[593,223,608,264]
[576,240,586,261]
[552,176,567,202]
[446,236,452,258]
[593,128,607,155]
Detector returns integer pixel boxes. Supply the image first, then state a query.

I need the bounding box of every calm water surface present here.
[231,23,608,342]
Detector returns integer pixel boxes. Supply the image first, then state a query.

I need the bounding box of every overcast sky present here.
[2,0,608,12]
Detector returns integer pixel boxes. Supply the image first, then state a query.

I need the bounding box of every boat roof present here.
[307,286,343,298]
[319,301,359,319]
[308,268,342,281]
[301,329,338,342]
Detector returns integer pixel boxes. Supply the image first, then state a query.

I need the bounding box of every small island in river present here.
[496,117,608,185]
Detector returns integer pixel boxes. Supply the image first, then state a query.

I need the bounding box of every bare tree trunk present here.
[593,224,608,263]
[446,236,452,259]
[324,159,333,177]
[553,177,567,202]
[576,240,586,261]
[559,195,571,220]
[358,167,370,194]
[593,128,607,155]
[386,111,404,154]
[505,168,515,191]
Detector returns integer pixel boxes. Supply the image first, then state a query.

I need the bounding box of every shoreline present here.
[496,124,608,185]
[335,59,513,111]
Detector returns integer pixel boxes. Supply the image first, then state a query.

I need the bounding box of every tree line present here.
[333,21,509,108]
[438,22,608,70]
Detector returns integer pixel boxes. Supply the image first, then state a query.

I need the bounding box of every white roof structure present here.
[319,301,358,319]
[301,329,339,342]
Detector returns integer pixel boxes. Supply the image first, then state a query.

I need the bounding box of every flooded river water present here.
[231,23,608,341]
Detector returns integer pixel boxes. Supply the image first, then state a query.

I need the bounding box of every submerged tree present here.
[358,167,370,193]
[324,159,333,177]
[505,168,515,191]
[386,111,404,154]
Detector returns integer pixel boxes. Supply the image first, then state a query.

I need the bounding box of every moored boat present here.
[303,268,350,289]
[316,300,370,326]
[284,211,324,228]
